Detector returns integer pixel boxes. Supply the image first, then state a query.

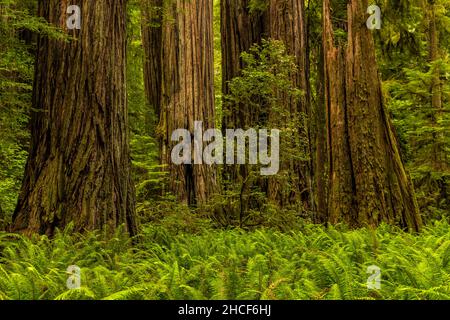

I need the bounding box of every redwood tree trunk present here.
[12,0,137,236]
[158,0,217,205]
[315,42,328,223]
[322,0,422,230]
[141,0,162,118]
[264,0,312,209]
[428,0,445,171]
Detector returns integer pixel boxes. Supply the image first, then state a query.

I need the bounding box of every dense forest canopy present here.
[0,0,448,300]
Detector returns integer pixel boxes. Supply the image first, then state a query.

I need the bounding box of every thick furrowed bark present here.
[12,0,137,236]
[322,0,422,230]
[159,0,218,205]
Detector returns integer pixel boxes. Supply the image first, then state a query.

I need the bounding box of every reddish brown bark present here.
[158,0,218,205]
[12,0,137,236]
[322,0,422,230]
[141,0,162,118]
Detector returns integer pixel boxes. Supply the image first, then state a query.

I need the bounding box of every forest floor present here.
[0,219,449,300]
[0,222,450,300]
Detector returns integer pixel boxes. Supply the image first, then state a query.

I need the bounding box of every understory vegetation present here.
[0,216,449,300]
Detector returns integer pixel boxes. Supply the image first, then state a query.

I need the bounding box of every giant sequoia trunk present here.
[221,0,312,210]
[156,0,217,205]
[322,0,422,230]
[12,0,137,236]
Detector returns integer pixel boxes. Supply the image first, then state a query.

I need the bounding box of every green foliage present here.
[383,62,450,219]
[0,221,449,300]
[222,39,310,226]
[0,0,69,224]
[0,0,33,223]
[375,0,424,56]
[378,0,450,220]
[225,39,308,161]
[329,0,348,45]
[126,1,166,204]
[248,0,269,15]
[225,39,303,115]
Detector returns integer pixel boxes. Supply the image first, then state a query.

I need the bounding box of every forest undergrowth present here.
[0,213,449,300]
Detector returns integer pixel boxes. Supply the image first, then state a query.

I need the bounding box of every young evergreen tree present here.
[221,0,312,212]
